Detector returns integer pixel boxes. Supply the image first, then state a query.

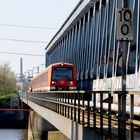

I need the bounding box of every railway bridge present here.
[20,91,140,140]
[20,0,140,139]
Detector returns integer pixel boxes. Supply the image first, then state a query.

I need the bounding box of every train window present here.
[52,67,73,80]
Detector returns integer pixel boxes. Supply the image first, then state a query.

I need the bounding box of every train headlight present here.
[69,81,73,85]
[52,81,56,84]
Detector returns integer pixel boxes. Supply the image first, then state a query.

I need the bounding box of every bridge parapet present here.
[20,91,140,140]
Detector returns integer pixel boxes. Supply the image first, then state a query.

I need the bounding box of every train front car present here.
[50,63,77,91]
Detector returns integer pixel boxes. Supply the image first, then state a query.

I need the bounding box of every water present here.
[0,129,27,140]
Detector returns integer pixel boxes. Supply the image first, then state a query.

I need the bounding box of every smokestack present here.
[20,58,23,82]
[20,58,23,75]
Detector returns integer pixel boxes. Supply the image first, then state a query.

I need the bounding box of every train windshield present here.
[52,67,73,80]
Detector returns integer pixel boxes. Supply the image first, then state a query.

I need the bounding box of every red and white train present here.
[28,62,77,92]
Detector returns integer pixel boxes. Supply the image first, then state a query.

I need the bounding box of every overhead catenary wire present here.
[0,37,49,44]
[0,51,44,57]
[0,23,58,30]
[0,24,55,44]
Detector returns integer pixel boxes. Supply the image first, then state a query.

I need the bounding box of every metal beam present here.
[45,0,95,53]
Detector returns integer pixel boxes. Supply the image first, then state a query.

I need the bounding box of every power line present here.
[0,37,48,44]
[0,51,45,56]
[0,23,58,30]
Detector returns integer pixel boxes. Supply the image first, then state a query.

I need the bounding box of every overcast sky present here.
[0,0,80,76]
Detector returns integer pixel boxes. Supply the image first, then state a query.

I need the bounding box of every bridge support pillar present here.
[28,111,69,140]
[28,111,57,140]
[18,99,26,120]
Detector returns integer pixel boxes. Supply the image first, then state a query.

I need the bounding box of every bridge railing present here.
[21,91,140,140]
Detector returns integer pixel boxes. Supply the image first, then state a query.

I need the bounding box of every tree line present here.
[0,62,17,97]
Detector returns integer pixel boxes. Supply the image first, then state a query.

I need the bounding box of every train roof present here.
[50,62,74,67]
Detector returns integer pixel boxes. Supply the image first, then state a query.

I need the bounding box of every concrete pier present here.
[28,111,69,140]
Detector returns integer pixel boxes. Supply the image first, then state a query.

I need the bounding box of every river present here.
[0,129,28,140]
